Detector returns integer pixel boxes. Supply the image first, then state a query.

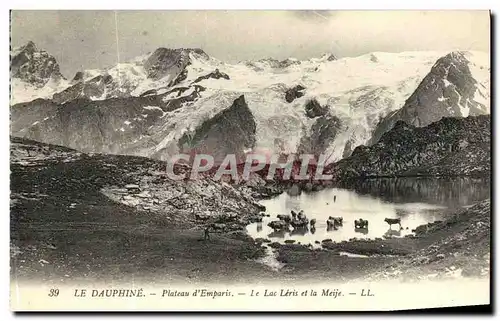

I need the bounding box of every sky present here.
[10,10,490,78]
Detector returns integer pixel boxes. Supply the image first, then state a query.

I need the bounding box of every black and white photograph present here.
[8,9,492,311]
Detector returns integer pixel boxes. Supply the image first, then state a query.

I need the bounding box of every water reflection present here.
[354,227,369,235]
[341,177,490,209]
[290,227,309,237]
[246,177,490,245]
[383,228,401,238]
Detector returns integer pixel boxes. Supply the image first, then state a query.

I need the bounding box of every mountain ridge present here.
[10,41,490,165]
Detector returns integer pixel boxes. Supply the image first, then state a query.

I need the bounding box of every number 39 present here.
[48,289,59,297]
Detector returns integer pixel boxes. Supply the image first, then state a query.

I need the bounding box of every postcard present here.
[9,10,491,311]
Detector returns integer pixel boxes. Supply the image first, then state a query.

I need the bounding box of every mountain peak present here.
[10,41,64,87]
[319,52,337,61]
[22,41,38,52]
[144,47,209,80]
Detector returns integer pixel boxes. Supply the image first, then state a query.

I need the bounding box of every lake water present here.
[246,177,490,246]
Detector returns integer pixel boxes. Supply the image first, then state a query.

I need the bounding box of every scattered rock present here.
[269,242,281,249]
[192,68,230,84]
[125,184,141,194]
[285,85,305,103]
[304,98,328,118]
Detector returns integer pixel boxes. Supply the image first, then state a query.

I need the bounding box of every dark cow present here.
[268,220,289,231]
[326,219,338,231]
[384,218,402,229]
[277,214,292,223]
[329,216,343,226]
[354,219,369,229]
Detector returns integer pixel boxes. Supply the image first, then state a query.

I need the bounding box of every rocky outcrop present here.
[323,53,337,61]
[284,85,306,103]
[71,71,84,82]
[329,115,490,180]
[178,95,257,165]
[52,74,114,103]
[144,47,208,80]
[10,136,264,232]
[304,98,328,118]
[370,51,490,144]
[297,115,343,156]
[192,69,230,84]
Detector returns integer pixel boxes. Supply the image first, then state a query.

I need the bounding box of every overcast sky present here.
[11,10,490,78]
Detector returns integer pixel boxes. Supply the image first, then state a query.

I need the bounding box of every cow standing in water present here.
[384,218,402,230]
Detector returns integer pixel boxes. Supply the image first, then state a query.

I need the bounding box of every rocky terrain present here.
[10,137,491,284]
[175,95,256,165]
[10,137,276,283]
[328,115,490,181]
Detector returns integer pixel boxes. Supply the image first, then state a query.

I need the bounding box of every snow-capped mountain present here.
[10,41,490,164]
[370,51,490,144]
[51,47,211,104]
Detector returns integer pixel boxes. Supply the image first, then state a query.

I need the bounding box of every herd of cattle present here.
[266,211,403,233]
[197,194,405,240]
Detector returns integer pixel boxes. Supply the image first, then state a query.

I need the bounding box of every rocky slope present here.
[10,136,265,232]
[10,42,490,164]
[10,137,278,283]
[370,51,490,144]
[328,115,490,181]
[10,85,206,155]
[175,95,256,164]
